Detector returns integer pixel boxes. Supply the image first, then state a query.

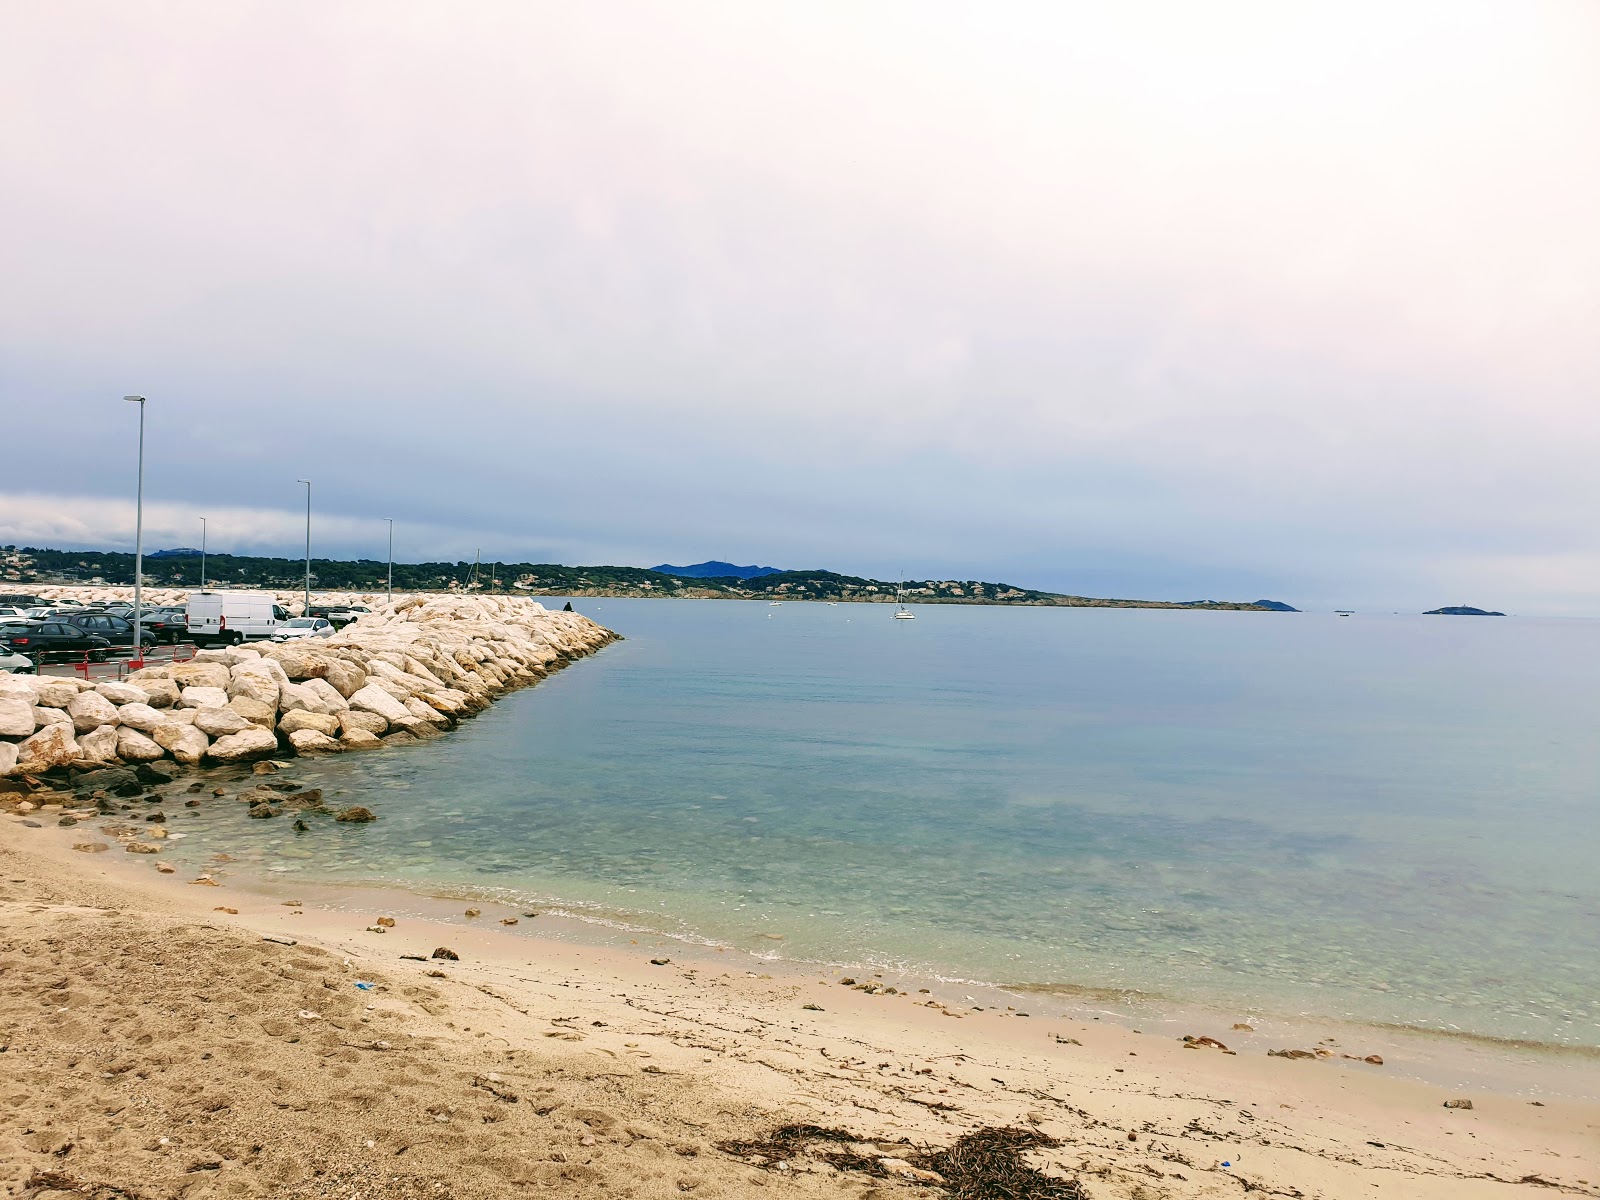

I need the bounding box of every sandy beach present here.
[3,814,1594,1200]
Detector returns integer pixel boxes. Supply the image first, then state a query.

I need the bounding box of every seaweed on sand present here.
[908,1126,1088,1199]
[716,1123,1088,1198]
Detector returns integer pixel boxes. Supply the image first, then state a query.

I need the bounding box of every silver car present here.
[270,617,336,641]
[0,644,36,674]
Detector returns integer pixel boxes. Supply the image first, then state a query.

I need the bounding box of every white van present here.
[186,591,289,646]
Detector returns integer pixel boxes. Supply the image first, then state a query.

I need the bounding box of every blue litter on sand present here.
[354,981,375,991]
[1221,1162,1231,1168]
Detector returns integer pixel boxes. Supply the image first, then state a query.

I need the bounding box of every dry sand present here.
[2,820,1596,1200]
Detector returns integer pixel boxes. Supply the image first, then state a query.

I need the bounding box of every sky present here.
[2,1,1598,613]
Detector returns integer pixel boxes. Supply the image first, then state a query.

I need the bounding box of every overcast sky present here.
[3,1,1597,612]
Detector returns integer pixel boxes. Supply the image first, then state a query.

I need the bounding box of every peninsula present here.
[6,547,1281,611]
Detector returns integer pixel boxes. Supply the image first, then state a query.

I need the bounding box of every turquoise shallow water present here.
[158,600,1599,1050]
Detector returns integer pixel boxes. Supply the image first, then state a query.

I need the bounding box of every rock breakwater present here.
[0,595,616,777]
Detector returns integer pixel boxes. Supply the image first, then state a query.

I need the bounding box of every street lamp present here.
[385,518,394,603]
[199,516,207,590]
[297,479,311,616]
[124,395,146,657]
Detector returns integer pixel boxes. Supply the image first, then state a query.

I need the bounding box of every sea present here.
[149,599,1600,1087]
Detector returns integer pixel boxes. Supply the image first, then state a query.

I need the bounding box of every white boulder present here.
[15,723,80,772]
[0,697,36,739]
[154,722,209,764]
[94,680,149,705]
[348,683,410,723]
[67,690,120,733]
[78,724,122,763]
[204,726,280,763]
[277,709,340,737]
[180,685,230,710]
[113,702,167,733]
[193,706,253,738]
[287,728,341,754]
[115,727,166,762]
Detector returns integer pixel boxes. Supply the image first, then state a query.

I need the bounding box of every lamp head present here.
[124,394,145,402]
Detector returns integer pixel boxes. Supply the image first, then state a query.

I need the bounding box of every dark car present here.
[142,608,191,643]
[2,620,113,661]
[56,611,158,649]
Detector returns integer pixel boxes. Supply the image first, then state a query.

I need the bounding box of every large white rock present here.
[322,658,367,698]
[193,706,253,738]
[287,728,342,754]
[263,643,329,680]
[338,709,388,736]
[33,681,80,708]
[0,697,36,738]
[348,683,410,723]
[168,661,232,690]
[33,706,72,728]
[138,678,180,709]
[0,676,39,702]
[227,696,277,729]
[67,690,120,733]
[154,722,209,764]
[420,688,470,715]
[405,697,448,726]
[339,728,382,750]
[277,680,323,714]
[300,677,349,713]
[113,702,167,733]
[15,723,80,772]
[226,669,281,708]
[278,709,340,736]
[95,680,149,705]
[0,740,18,775]
[115,726,166,762]
[180,685,230,710]
[77,724,122,763]
[204,725,280,763]
[161,707,199,726]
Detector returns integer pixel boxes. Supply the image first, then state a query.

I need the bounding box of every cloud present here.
[1,1,1597,612]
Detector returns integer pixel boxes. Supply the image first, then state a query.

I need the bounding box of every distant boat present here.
[1335,609,1353,617]
[893,575,915,620]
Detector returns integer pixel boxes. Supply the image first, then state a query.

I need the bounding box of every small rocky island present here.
[1423,606,1505,616]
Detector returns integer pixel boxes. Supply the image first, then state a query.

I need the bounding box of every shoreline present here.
[12,802,1600,1106]
[4,824,1596,1199]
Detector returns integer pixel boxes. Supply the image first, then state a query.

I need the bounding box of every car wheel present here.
[89,649,108,663]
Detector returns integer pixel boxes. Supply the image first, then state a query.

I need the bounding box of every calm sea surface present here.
[160,600,1600,1052]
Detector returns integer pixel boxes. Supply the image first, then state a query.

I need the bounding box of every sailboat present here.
[893,575,915,620]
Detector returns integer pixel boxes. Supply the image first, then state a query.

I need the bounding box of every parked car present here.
[270,617,336,641]
[187,591,288,645]
[1,620,112,661]
[308,603,369,628]
[56,611,158,649]
[0,594,44,607]
[0,644,35,674]
[143,608,191,643]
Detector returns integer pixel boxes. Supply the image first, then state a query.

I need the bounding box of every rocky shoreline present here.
[0,593,618,780]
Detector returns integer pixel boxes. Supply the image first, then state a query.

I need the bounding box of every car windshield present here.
[284,618,315,627]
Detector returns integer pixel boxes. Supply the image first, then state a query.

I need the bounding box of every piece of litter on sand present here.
[264,936,298,946]
[354,981,376,991]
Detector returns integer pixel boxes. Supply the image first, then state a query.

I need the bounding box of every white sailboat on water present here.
[893,575,915,620]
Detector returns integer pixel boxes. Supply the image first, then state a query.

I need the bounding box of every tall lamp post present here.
[385,518,394,603]
[199,516,207,590]
[124,395,146,656]
[297,479,312,616]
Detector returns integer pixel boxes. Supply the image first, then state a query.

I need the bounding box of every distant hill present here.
[1253,599,1299,612]
[652,561,786,579]
[1424,606,1505,616]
